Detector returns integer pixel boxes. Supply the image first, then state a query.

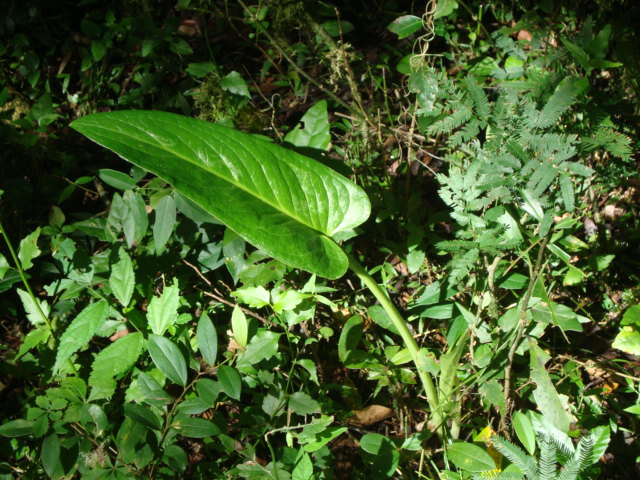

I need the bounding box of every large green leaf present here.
[72,111,370,279]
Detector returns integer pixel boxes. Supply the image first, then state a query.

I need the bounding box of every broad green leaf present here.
[54,300,109,373]
[153,194,176,254]
[272,290,304,314]
[0,419,34,437]
[284,100,331,150]
[18,227,41,270]
[72,111,371,279]
[123,403,162,430]
[292,452,313,480]
[586,426,610,465]
[231,305,248,348]
[513,411,536,455]
[122,190,148,248]
[621,305,640,326]
[173,417,221,438]
[162,444,188,473]
[406,249,425,274]
[499,273,529,290]
[288,392,320,416]
[177,397,211,415]
[17,288,50,325]
[528,338,572,433]
[41,433,61,477]
[110,247,135,307]
[612,326,640,355]
[197,311,218,365]
[148,334,187,386]
[338,315,363,366]
[435,0,458,19]
[217,365,242,400]
[447,442,496,472]
[368,305,400,335]
[197,378,221,404]
[147,281,180,335]
[359,433,400,477]
[89,332,144,400]
[387,15,422,39]
[98,168,136,190]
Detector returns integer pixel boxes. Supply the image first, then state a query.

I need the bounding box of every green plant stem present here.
[0,221,54,334]
[500,232,551,434]
[347,254,443,435]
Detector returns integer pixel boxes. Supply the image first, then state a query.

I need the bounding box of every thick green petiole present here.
[347,254,443,435]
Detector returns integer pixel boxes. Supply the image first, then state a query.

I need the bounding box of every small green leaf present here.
[368,305,400,335]
[289,392,320,416]
[110,247,135,307]
[162,444,188,473]
[220,71,250,98]
[338,315,363,366]
[147,281,180,336]
[217,365,241,400]
[499,273,529,290]
[231,305,248,348]
[17,288,50,325]
[447,442,496,472]
[148,334,187,386]
[91,39,107,61]
[237,330,281,368]
[232,286,270,308]
[513,411,536,455]
[621,305,640,326]
[173,417,221,438]
[186,62,217,78]
[16,327,51,360]
[18,227,41,270]
[284,100,331,150]
[98,168,136,190]
[435,0,458,19]
[123,403,162,430]
[54,300,109,373]
[122,190,148,248]
[197,311,218,365]
[41,433,61,477]
[0,419,34,437]
[387,15,422,39]
[0,253,9,279]
[153,195,176,254]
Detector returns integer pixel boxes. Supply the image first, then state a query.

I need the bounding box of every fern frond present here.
[464,76,491,120]
[491,436,539,479]
[526,77,583,130]
[538,434,558,479]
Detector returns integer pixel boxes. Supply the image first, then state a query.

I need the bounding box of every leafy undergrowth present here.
[1,1,639,479]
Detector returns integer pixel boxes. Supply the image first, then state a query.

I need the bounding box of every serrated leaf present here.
[54,300,109,373]
[18,227,41,270]
[148,334,187,386]
[218,365,241,400]
[197,311,218,365]
[147,281,180,335]
[447,442,496,472]
[17,288,50,325]
[231,305,248,348]
[220,71,250,97]
[71,111,370,279]
[16,327,51,360]
[387,15,422,39]
[173,417,221,438]
[153,195,176,254]
[284,100,331,150]
[89,332,144,400]
[110,247,135,307]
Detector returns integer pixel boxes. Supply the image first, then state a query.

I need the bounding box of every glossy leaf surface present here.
[72,111,370,279]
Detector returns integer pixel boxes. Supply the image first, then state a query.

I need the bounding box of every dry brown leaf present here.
[347,405,394,427]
